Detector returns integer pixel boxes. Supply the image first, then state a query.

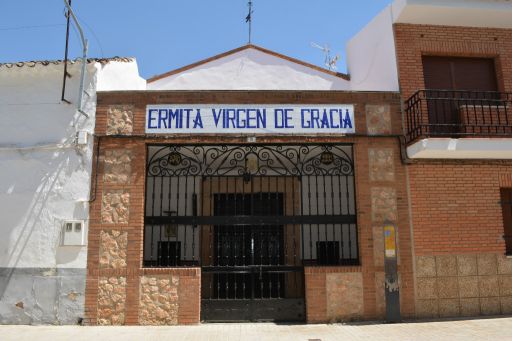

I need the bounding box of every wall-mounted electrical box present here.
[76,131,88,145]
[61,220,86,246]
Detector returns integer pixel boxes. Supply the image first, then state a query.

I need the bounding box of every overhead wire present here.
[0,23,65,31]
[62,7,105,58]
[74,13,104,58]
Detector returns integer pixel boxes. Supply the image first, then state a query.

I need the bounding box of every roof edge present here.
[147,44,350,83]
[0,56,135,69]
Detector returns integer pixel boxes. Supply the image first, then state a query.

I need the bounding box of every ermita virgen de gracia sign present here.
[146,105,355,134]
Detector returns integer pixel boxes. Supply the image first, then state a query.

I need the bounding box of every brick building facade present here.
[395,22,512,318]
[82,0,512,325]
[85,91,417,324]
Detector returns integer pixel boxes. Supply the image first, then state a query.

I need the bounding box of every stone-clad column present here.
[366,104,400,319]
[91,108,135,325]
[96,147,134,325]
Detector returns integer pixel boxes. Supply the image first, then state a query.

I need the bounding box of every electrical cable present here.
[74,13,104,58]
[0,24,65,31]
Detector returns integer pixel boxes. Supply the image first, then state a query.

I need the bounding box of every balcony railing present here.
[405,90,512,143]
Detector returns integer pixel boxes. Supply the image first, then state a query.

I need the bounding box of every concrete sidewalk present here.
[1,317,511,341]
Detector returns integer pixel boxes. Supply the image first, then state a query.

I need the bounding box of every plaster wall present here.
[0,60,143,324]
[346,6,399,92]
[345,0,512,92]
[96,60,146,91]
[147,48,350,91]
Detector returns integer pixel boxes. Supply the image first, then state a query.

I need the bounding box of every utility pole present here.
[61,0,71,103]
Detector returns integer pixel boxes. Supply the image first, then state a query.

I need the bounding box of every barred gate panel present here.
[144,144,358,322]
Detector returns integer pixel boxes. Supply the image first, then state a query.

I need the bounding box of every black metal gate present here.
[144,144,358,322]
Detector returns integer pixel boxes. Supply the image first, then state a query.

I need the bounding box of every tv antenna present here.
[246,0,254,44]
[311,42,340,71]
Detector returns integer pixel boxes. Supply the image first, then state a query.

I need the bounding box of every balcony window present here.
[405,57,510,142]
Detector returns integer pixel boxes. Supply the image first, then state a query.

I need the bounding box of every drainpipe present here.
[63,0,89,118]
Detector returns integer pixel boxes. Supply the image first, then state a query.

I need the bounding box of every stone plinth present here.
[97,277,127,325]
[139,276,180,325]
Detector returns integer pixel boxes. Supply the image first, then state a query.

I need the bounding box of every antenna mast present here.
[246,0,254,44]
[310,42,340,71]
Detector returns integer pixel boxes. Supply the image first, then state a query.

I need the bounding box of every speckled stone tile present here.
[457,255,477,276]
[437,277,459,299]
[479,276,500,297]
[501,296,512,314]
[436,255,457,277]
[417,277,437,299]
[439,299,460,318]
[416,299,438,318]
[498,255,512,275]
[416,256,436,278]
[477,254,497,276]
[458,276,479,298]
[499,275,512,296]
[480,297,501,316]
[460,298,480,317]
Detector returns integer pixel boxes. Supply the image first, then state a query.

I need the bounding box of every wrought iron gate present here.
[144,144,358,322]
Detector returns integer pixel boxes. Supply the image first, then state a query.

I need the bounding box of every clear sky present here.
[0,0,393,79]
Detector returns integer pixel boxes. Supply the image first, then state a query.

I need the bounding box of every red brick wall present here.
[394,23,512,256]
[408,162,512,256]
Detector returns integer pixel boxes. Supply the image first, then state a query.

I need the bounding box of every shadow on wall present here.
[0,147,86,324]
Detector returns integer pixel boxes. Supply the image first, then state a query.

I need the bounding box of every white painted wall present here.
[147,48,350,91]
[97,60,146,91]
[0,60,143,269]
[392,0,512,28]
[347,6,399,92]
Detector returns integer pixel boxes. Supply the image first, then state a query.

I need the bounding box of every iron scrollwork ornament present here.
[147,144,354,177]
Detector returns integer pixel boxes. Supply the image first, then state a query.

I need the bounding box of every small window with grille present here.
[157,241,181,267]
[317,241,340,265]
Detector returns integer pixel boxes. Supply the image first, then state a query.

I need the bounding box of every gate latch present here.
[259,266,262,280]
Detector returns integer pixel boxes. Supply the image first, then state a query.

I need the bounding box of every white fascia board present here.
[391,0,512,28]
[407,138,512,159]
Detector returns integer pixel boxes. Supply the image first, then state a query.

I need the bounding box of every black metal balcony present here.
[405,90,512,143]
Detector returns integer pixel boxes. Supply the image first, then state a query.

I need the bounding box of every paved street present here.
[1,317,511,341]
